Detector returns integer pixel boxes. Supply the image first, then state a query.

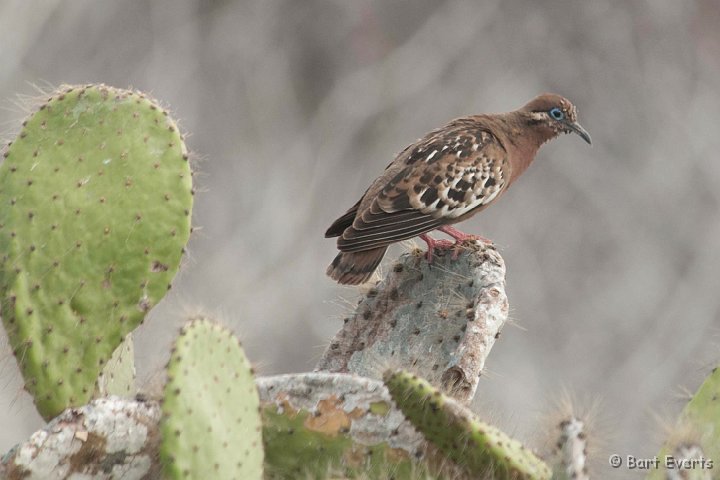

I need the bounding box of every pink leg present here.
[419,233,454,263]
[437,225,494,259]
[438,225,493,244]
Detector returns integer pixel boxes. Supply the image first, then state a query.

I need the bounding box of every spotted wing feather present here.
[337,122,509,253]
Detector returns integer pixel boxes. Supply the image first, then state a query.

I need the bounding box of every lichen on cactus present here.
[384,369,551,480]
[258,372,436,479]
[0,84,193,419]
[316,243,508,406]
[160,317,263,480]
[263,407,425,479]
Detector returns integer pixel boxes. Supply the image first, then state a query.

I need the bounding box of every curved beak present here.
[566,120,592,145]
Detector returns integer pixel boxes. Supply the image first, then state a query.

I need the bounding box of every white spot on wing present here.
[426,150,438,161]
[445,183,504,218]
[426,199,440,210]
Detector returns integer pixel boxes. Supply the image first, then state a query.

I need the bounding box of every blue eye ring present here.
[549,107,565,121]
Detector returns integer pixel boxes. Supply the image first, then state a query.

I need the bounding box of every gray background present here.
[1,1,719,478]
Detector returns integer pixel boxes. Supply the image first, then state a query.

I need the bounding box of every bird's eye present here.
[549,107,565,121]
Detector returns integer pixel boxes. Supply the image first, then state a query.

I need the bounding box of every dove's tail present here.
[326,247,387,285]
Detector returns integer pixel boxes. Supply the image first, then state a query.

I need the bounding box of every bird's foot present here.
[438,225,493,245]
[420,227,494,263]
[419,234,454,263]
[438,225,494,259]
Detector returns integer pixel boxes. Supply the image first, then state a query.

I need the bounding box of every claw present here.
[420,227,493,263]
[419,234,453,263]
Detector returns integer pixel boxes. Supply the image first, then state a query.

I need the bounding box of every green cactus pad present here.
[647,367,719,480]
[676,367,720,472]
[161,318,263,480]
[0,84,192,419]
[384,370,551,480]
[95,333,136,398]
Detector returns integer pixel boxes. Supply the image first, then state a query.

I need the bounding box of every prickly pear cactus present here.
[258,373,437,479]
[160,318,263,480]
[95,333,136,398]
[647,366,719,480]
[384,369,551,480]
[0,84,192,419]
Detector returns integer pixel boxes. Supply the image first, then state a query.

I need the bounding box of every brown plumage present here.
[326,93,591,285]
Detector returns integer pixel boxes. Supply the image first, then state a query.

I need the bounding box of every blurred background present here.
[1,1,719,477]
